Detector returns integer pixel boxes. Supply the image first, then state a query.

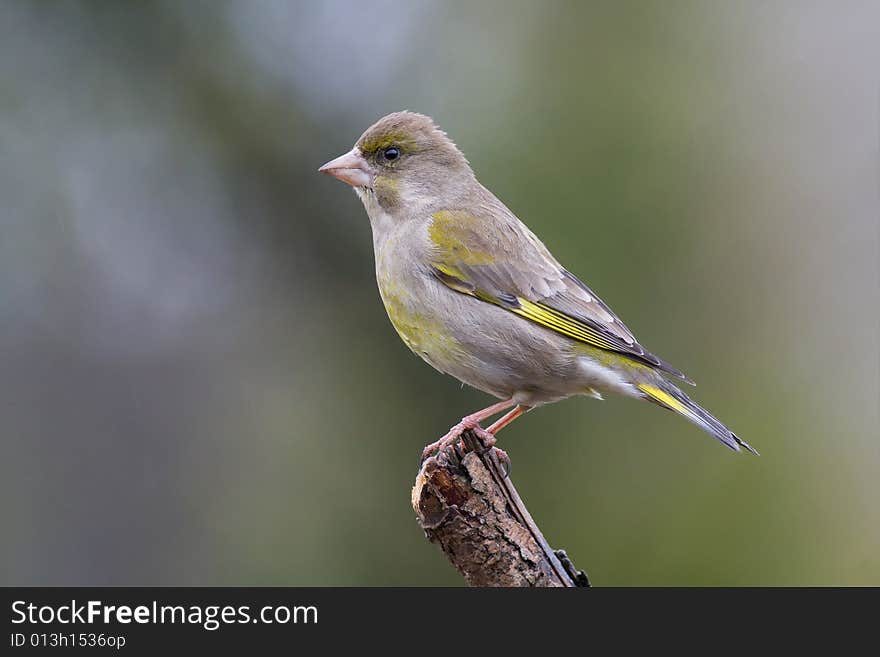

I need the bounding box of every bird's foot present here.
[493,446,511,478]
[420,421,510,477]
[420,417,485,464]
[472,432,510,477]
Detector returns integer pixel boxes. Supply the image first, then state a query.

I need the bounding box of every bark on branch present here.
[412,429,590,587]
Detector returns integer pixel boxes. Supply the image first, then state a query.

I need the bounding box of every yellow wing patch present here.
[511,298,622,351]
[430,265,628,354]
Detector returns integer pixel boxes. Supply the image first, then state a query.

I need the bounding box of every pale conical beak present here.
[318,148,371,188]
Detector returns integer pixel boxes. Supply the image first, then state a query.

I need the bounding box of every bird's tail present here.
[636,379,758,455]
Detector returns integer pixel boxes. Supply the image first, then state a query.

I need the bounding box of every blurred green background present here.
[1,1,877,586]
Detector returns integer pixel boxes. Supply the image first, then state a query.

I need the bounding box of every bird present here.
[319,111,757,461]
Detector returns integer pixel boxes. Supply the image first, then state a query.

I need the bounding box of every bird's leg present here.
[485,404,528,436]
[421,398,516,462]
[475,405,530,475]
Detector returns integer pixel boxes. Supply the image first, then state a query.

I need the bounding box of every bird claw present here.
[420,419,511,479]
[492,447,511,479]
[420,419,475,465]
[464,427,510,479]
[419,438,451,466]
[421,410,492,463]
[470,426,496,453]
[466,428,510,477]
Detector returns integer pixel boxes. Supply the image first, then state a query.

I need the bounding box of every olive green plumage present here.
[319,111,756,455]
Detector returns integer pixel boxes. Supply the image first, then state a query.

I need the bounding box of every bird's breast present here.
[374,232,466,369]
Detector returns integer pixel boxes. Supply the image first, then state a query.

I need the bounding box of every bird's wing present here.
[427,207,692,383]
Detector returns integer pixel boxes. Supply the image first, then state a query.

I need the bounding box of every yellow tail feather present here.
[637,384,697,421]
[636,382,758,455]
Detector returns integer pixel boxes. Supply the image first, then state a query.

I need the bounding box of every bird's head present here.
[319,112,472,217]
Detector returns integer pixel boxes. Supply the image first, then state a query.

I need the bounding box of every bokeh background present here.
[2,1,877,586]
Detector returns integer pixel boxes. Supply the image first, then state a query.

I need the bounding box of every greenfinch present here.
[319,112,757,459]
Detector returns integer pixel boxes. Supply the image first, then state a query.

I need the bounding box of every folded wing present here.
[427,206,692,383]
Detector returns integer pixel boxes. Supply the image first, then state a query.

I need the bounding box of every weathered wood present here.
[412,429,590,587]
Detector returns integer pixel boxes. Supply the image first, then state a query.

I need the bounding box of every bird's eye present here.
[382,147,400,161]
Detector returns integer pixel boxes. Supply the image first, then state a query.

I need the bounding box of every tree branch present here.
[412,429,590,587]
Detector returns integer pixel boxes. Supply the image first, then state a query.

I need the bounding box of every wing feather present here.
[427,204,693,383]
